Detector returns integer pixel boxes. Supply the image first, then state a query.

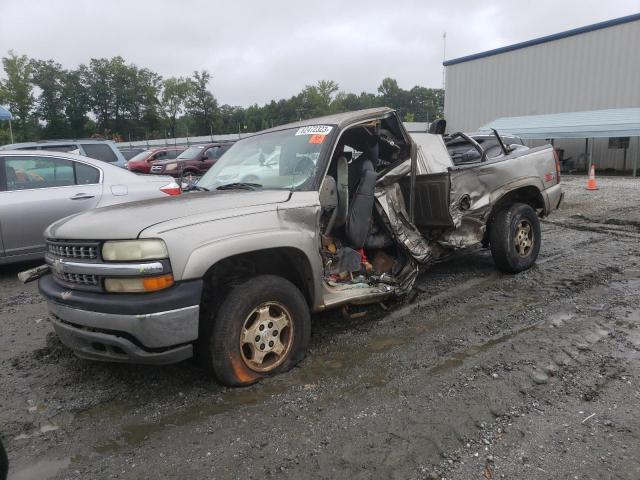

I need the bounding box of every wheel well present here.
[201,248,315,308]
[483,186,545,246]
[493,186,545,215]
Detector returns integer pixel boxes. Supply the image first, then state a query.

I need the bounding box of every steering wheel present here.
[293,157,315,176]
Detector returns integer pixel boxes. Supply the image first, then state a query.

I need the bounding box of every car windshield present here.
[197,126,331,191]
[177,145,205,160]
[129,150,153,162]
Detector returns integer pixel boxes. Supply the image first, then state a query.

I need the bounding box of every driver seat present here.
[345,142,379,249]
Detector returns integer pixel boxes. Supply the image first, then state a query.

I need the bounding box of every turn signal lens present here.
[143,274,174,292]
[104,274,174,293]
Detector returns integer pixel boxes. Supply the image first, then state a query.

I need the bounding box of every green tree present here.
[31,59,69,138]
[186,70,218,136]
[161,77,190,138]
[62,69,91,138]
[0,51,36,141]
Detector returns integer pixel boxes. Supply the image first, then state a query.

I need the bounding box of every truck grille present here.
[47,241,99,260]
[53,271,99,287]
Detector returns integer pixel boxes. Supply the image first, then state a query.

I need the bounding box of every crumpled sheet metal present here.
[374,183,433,294]
[448,168,493,229]
[375,183,432,264]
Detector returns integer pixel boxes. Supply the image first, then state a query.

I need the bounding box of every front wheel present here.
[489,202,541,273]
[200,275,311,386]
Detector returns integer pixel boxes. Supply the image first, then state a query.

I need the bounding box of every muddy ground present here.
[1,176,639,480]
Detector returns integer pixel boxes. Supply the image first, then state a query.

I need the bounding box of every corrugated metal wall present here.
[444,19,640,171]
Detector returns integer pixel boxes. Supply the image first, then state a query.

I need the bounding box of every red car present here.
[149,142,234,179]
[126,147,186,174]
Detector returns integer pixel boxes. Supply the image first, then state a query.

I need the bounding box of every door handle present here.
[70,193,95,200]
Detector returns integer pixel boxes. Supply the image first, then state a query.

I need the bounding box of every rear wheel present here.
[200,275,311,386]
[490,202,541,273]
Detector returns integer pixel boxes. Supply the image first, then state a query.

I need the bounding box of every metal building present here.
[443,13,640,173]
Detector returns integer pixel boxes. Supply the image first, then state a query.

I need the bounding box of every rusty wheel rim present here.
[240,302,293,373]
[514,220,534,257]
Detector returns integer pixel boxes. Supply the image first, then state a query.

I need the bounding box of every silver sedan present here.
[0,150,181,265]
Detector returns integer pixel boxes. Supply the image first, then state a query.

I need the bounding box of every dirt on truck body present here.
[27,107,562,386]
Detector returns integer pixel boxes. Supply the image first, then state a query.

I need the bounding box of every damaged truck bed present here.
[30,107,562,386]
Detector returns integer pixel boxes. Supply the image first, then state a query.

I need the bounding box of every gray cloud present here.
[0,0,637,105]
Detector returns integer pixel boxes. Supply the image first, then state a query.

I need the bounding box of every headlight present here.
[165,163,178,171]
[102,239,169,261]
[104,274,174,293]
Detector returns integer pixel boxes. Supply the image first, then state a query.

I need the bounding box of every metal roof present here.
[0,106,12,121]
[479,108,640,139]
[444,12,640,66]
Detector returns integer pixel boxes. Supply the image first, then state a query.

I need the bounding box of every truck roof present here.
[259,107,395,134]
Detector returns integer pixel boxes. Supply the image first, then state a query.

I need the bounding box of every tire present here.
[489,202,541,273]
[0,437,7,480]
[182,170,198,183]
[200,275,311,387]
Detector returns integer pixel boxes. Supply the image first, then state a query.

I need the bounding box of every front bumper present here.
[39,274,203,365]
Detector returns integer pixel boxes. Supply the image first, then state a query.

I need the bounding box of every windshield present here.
[197,126,332,191]
[177,145,205,160]
[128,150,154,162]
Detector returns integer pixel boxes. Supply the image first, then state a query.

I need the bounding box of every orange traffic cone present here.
[586,164,598,190]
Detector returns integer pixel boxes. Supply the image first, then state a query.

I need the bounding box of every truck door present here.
[401,133,455,229]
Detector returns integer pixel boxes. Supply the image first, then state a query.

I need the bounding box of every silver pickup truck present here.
[34,107,562,386]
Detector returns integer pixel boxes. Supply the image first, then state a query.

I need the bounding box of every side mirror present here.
[201,155,208,161]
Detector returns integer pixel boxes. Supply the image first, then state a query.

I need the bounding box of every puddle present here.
[427,323,541,376]
[10,457,70,480]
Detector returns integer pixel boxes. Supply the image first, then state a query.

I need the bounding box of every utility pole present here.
[442,32,447,91]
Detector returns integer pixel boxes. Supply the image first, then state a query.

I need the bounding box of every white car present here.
[0,150,181,265]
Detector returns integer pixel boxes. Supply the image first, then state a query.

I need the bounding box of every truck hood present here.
[46,190,291,240]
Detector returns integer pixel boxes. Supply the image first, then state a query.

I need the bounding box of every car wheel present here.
[183,171,197,183]
[200,275,311,386]
[490,202,541,273]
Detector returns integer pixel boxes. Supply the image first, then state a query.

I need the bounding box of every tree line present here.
[0,51,443,144]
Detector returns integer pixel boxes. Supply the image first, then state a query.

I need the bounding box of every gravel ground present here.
[1,175,639,480]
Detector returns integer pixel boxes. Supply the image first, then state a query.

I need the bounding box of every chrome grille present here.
[150,165,163,172]
[47,241,98,260]
[53,271,99,286]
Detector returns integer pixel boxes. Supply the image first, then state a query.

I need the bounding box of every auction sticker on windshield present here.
[295,125,333,136]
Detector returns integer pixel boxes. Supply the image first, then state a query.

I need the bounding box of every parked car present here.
[1,139,127,168]
[30,107,562,386]
[0,150,180,265]
[150,142,234,181]
[443,132,526,165]
[119,147,147,161]
[126,147,186,174]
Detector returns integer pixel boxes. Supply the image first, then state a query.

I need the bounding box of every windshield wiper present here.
[216,182,262,191]
[182,184,209,192]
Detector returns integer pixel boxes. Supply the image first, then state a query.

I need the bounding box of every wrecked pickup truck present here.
[33,107,562,386]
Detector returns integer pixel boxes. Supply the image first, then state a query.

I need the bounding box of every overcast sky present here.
[1,0,638,106]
